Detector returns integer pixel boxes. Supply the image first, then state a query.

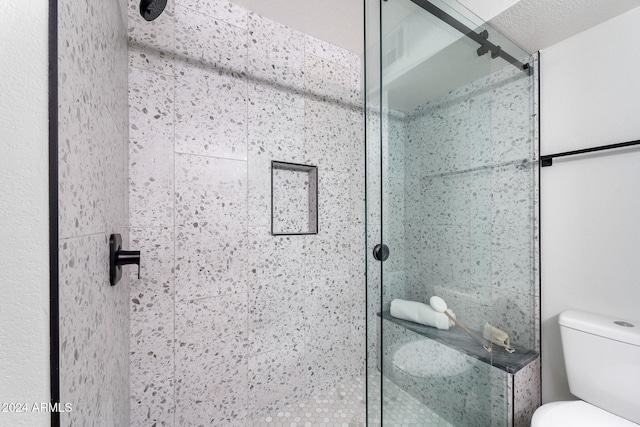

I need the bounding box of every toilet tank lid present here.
[559,310,640,347]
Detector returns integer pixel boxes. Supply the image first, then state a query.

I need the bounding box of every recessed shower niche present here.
[271,161,318,235]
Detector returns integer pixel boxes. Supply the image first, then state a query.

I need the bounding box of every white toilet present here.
[532,310,640,426]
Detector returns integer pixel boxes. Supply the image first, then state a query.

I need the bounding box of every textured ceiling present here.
[456,0,521,21]
[489,0,640,53]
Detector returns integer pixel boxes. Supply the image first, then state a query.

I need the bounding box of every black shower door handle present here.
[373,244,390,261]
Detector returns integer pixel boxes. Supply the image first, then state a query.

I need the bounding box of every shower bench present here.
[378,312,540,427]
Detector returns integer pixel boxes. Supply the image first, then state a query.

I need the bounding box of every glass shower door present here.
[366,0,535,425]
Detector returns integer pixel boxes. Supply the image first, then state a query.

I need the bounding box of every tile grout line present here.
[171,9,177,422]
[245,9,252,420]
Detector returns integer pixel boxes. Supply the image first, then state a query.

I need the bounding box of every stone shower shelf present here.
[379,311,538,374]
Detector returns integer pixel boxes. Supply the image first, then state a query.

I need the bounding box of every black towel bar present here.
[541,139,640,167]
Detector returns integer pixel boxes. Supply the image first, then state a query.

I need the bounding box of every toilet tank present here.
[559,310,640,424]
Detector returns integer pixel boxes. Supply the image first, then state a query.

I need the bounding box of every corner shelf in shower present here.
[379,311,538,374]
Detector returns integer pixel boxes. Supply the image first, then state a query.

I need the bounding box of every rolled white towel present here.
[390,299,456,330]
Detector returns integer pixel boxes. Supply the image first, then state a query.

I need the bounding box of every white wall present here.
[0,1,51,426]
[540,6,640,403]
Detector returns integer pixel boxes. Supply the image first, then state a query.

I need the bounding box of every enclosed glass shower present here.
[364,0,539,426]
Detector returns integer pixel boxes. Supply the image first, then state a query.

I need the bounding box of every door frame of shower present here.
[48,0,61,425]
[367,3,542,424]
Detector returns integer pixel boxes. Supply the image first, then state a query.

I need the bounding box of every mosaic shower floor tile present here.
[249,369,453,427]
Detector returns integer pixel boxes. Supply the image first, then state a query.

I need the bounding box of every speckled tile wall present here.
[365,105,410,376]
[376,62,540,426]
[366,109,382,371]
[58,0,130,425]
[401,64,538,351]
[514,357,541,427]
[128,1,365,425]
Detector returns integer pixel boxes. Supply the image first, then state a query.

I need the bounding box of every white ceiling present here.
[229,0,640,55]
[456,0,522,22]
